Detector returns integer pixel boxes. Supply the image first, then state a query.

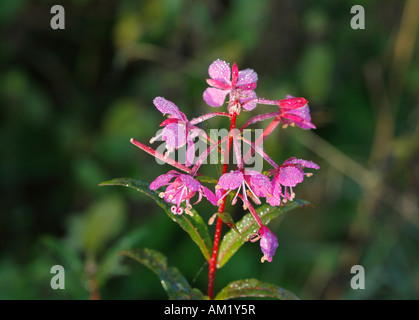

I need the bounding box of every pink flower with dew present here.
[203,59,258,113]
[259,226,279,263]
[267,157,319,205]
[249,226,279,263]
[150,97,203,167]
[150,170,217,215]
[279,95,316,130]
[216,169,272,209]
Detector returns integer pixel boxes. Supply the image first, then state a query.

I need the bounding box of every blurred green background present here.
[1,0,418,299]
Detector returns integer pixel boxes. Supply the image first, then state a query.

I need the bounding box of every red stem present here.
[261,116,282,141]
[239,195,263,228]
[207,113,237,300]
[190,112,231,125]
[130,138,192,174]
[241,116,282,164]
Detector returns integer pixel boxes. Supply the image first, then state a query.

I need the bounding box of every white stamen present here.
[243,179,261,205]
[217,189,230,205]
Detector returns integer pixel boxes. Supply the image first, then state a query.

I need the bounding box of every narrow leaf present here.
[217,211,239,234]
[122,248,206,300]
[215,278,299,300]
[195,175,218,184]
[99,178,213,261]
[217,199,310,268]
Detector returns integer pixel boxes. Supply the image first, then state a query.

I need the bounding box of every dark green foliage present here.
[1,0,418,299]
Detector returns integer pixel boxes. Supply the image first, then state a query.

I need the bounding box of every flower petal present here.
[284,158,320,169]
[208,59,231,84]
[162,123,187,150]
[179,174,201,192]
[279,97,308,110]
[153,97,187,121]
[277,166,305,187]
[245,170,272,197]
[218,171,244,190]
[203,87,229,107]
[267,176,282,206]
[237,68,258,86]
[206,78,231,90]
[202,186,218,206]
[185,139,196,167]
[164,180,184,204]
[231,62,239,86]
[241,90,258,111]
[283,105,316,129]
[281,95,315,129]
[236,82,257,91]
[149,170,179,190]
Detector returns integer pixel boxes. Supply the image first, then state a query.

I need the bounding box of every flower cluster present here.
[203,60,258,113]
[150,170,217,216]
[132,59,319,263]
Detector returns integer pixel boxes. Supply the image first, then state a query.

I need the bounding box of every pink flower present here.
[150,170,217,215]
[203,59,258,113]
[279,95,315,130]
[267,157,319,205]
[259,226,279,262]
[249,226,279,263]
[150,97,203,166]
[215,169,272,209]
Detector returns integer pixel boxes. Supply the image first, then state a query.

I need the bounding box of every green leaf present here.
[97,226,149,283]
[215,278,299,300]
[217,199,310,268]
[217,211,239,234]
[195,175,218,184]
[99,178,213,261]
[122,248,207,300]
[42,236,84,275]
[81,195,127,258]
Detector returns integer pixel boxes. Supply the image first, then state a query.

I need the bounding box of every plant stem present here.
[130,138,192,173]
[190,112,231,125]
[241,116,282,165]
[207,112,237,300]
[244,197,263,228]
[207,204,224,300]
[261,116,282,141]
[86,259,100,300]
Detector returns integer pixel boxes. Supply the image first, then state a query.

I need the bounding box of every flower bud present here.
[259,226,279,263]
